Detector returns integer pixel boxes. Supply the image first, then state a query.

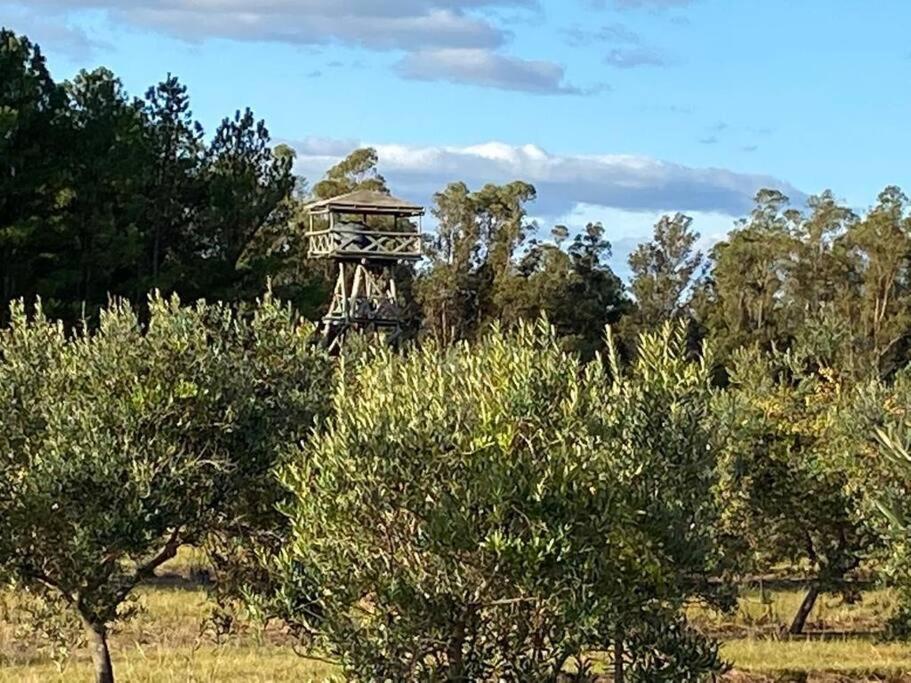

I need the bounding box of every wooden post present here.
[388,267,398,304]
[789,584,820,635]
[337,262,347,316]
[349,264,363,317]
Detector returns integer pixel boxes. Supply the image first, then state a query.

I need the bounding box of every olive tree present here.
[832,370,911,637]
[0,293,330,683]
[712,344,875,634]
[275,321,727,681]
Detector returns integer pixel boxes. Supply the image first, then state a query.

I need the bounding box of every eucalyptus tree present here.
[627,212,704,329]
[0,294,331,683]
[311,146,388,200]
[498,222,629,358]
[839,186,911,377]
[417,184,628,355]
[416,180,538,344]
[698,189,800,360]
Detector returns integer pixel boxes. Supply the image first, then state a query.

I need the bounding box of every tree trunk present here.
[788,584,819,635]
[447,618,466,682]
[152,224,161,283]
[85,621,115,683]
[613,635,624,683]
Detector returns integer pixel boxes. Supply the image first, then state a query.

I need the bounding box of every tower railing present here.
[306,228,422,260]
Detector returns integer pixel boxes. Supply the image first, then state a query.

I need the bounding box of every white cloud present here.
[396,48,582,94]
[294,136,362,157]
[117,4,505,51]
[289,138,805,218]
[290,138,765,279]
[6,0,590,93]
[0,3,105,59]
[14,0,531,50]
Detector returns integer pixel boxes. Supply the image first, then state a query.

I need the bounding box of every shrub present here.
[277,321,727,681]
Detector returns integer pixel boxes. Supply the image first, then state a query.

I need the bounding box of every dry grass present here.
[722,637,911,677]
[0,644,336,683]
[0,583,336,681]
[689,587,897,639]
[3,574,911,681]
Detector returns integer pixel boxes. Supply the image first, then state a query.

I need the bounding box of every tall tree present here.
[839,186,911,376]
[501,222,629,357]
[785,190,856,314]
[311,147,388,200]
[628,213,704,328]
[242,144,329,318]
[417,180,539,344]
[141,74,204,290]
[699,189,800,361]
[416,181,483,344]
[56,68,149,316]
[0,29,67,314]
[181,108,294,301]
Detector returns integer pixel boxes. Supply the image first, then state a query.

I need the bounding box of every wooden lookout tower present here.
[305,189,424,349]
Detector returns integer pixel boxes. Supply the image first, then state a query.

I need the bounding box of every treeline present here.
[6,27,911,682]
[1,30,308,321]
[6,28,911,379]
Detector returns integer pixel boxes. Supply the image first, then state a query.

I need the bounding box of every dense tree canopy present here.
[0,29,298,324]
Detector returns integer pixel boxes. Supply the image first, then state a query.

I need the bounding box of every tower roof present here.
[307,189,424,216]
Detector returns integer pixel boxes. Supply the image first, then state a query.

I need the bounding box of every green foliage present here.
[311,147,388,200]
[627,212,704,329]
[0,29,68,308]
[503,222,630,358]
[0,29,300,325]
[712,341,877,633]
[842,373,911,637]
[417,183,629,354]
[701,187,911,378]
[11,24,911,678]
[0,293,330,681]
[621,615,726,682]
[275,321,726,681]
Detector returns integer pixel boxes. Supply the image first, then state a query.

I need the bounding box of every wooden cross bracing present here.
[323,261,402,327]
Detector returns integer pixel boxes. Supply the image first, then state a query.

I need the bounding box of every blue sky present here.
[3,0,910,273]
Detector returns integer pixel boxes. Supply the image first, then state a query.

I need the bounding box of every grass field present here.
[2,550,910,681]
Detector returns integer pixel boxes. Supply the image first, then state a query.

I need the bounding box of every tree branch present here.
[110,527,184,607]
[136,527,183,581]
[26,569,76,607]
